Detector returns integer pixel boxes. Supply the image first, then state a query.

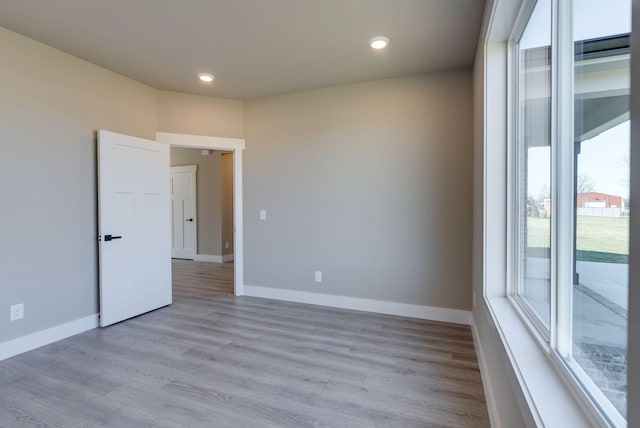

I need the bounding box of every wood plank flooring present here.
[0,259,489,427]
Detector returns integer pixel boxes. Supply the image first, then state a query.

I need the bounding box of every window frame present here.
[505,0,629,426]
[508,0,553,345]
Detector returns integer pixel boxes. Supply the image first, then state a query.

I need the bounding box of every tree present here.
[527,195,541,218]
[577,174,595,194]
[537,185,550,202]
[619,154,630,189]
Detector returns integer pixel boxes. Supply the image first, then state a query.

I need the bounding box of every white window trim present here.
[482,0,628,426]
[508,0,554,342]
[484,296,594,426]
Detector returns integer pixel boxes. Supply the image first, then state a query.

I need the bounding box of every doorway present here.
[169,149,233,264]
[158,132,245,296]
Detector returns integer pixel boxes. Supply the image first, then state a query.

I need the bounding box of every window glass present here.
[517,0,552,328]
[570,0,630,419]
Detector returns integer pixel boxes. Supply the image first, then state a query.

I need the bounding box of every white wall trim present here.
[471,319,501,428]
[0,314,98,361]
[243,285,472,325]
[157,132,245,151]
[193,253,233,263]
[170,165,197,173]
[193,254,223,263]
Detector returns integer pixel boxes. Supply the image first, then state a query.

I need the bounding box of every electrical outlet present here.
[315,271,322,282]
[225,241,230,249]
[10,303,24,321]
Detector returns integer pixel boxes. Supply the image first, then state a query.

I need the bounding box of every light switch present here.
[259,209,267,220]
[10,303,24,321]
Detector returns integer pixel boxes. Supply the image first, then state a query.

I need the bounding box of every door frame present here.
[157,132,245,296]
[170,165,197,260]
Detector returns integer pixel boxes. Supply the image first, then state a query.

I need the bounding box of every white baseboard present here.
[194,254,223,263]
[242,285,471,325]
[222,253,234,263]
[471,318,500,428]
[0,314,98,361]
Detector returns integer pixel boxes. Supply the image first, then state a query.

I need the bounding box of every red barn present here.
[576,192,624,209]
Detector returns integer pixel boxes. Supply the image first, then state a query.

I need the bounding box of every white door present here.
[171,166,197,259]
[98,130,171,327]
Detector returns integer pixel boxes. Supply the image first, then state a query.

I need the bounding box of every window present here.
[511,0,630,425]
[515,0,552,331]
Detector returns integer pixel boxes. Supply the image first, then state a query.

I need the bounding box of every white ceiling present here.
[0,0,485,100]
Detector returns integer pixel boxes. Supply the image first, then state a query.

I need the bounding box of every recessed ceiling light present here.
[369,36,390,50]
[198,73,215,82]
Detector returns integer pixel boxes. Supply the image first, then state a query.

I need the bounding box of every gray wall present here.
[243,71,474,309]
[170,148,229,257]
[0,26,158,343]
[221,153,234,256]
[158,90,244,138]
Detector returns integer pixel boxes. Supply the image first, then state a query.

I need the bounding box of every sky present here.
[523,0,631,200]
[528,121,630,199]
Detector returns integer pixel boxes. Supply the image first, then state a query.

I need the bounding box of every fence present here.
[576,207,622,218]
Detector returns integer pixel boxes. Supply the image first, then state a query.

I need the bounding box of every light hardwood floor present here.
[0,259,489,427]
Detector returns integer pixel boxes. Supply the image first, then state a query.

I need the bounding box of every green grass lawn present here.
[527,216,629,263]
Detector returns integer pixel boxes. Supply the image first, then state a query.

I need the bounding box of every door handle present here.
[185,218,194,222]
[104,235,122,242]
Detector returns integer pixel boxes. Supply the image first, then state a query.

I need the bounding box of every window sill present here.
[484,295,598,427]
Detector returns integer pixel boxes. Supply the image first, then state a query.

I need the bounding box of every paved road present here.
[525,258,628,349]
[576,261,628,310]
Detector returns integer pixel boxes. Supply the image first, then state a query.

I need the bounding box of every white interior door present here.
[171,166,197,259]
[98,130,171,327]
